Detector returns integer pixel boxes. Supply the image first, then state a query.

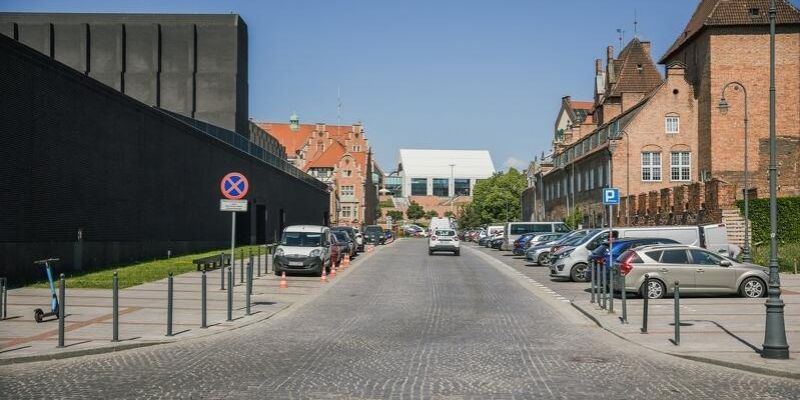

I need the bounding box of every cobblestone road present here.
[1,240,797,399]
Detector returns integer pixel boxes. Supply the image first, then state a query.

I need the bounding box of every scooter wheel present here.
[34,308,44,323]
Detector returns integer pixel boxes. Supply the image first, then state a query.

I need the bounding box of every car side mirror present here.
[720,260,732,267]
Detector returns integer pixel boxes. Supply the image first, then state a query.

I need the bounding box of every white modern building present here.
[397,149,495,197]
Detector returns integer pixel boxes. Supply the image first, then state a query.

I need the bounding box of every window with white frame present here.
[665,115,680,134]
[341,185,354,196]
[670,151,691,181]
[340,205,352,219]
[641,152,662,181]
[343,170,353,177]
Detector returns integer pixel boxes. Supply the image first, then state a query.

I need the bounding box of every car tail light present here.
[552,245,562,253]
[619,252,635,276]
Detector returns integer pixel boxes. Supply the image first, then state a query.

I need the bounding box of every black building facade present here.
[0,35,328,284]
[0,12,249,136]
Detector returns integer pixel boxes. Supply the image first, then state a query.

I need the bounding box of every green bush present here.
[736,197,800,244]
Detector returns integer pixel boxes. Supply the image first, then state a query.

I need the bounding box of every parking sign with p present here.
[603,188,620,205]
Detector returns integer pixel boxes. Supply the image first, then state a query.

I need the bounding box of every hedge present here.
[736,197,800,244]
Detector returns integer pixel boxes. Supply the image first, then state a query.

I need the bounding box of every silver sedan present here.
[614,244,769,299]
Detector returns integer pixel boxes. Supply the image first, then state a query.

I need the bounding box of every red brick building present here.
[255,115,381,226]
[659,0,800,197]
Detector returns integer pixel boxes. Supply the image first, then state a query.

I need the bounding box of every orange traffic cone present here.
[343,254,350,267]
[331,264,337,278]
[279,271,288,289]
[320,268,327,283]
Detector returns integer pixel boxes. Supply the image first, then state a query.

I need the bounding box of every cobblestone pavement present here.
[0,239,798,399]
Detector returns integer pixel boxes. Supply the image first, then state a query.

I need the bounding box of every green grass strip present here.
[28,245,268,289]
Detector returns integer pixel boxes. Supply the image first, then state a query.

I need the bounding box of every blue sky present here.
[1,0,701,171]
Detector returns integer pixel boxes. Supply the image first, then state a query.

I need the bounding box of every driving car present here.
[614,244,769,299]
[273,225,332,276]
[364,225,385,245]
[428,228,460,255]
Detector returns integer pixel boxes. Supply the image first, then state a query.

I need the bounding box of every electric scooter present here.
[33,258,60,323]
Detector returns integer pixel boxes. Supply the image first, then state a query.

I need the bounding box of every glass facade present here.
[384,176,402,197]
[454,179,470,196]
[432,178,449,196]
[411,178,428,195]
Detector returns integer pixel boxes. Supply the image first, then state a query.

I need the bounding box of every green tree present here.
[457,203,482,229]
[386,210,404,222]
[469,168,527,225]
[444,211,455,218]
[406,201,425,220]
[425,210,439,219]
[563,207,584,229]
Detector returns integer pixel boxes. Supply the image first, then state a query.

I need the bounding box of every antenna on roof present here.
[634,9,639,38]
[616,28,625,49]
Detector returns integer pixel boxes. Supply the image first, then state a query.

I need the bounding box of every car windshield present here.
[333,232,349,242]
[281,232,323,247]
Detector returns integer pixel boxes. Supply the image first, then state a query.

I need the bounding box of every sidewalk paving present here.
[0,247,378,364]
[473,244,800,379]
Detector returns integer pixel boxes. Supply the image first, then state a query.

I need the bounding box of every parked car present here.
[403,224,424,236]
[587,237,680,281]
[273,225,332,276]
[429,228,460,256]
[364,225,385,245]
[527,233,567,249]
[490,235,504,249]
[525,230,590,265]
[331,226,362,253]
[486,232,503,248]
[512,233,536,255]
[384,229,394,243]
[332,230,356,259]
[478,232,493,246]
[550,225,742,283]
[614,244,769,299]
[501,221,571,250]
[329,234,344,268]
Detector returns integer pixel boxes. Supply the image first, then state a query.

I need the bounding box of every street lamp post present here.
[762,0,790,360]
[449,164,455,216]
[718,82,752,263]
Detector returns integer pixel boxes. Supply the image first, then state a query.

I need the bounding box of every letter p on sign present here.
[603,188,620,205]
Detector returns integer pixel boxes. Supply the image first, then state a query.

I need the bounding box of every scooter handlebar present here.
[33,258,60,264]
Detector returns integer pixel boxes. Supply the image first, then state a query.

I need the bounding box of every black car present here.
[331,226,361,253]
[332,230,356,258]
[364,225,385,245]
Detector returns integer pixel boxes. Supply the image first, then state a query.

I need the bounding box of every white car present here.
[428,229,460,256]
[273,225,332,276]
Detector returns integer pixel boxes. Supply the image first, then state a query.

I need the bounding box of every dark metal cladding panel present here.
[88,23,123,90]
[0,35,328,284]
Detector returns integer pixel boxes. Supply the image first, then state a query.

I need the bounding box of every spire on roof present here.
[289,112,299,132]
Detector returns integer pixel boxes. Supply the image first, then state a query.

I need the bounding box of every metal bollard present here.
[249,252,254,282]
[2,277,6,320]
[112,272,119,342]
[0,277,5,320]
[232,250,236,286]
[620,273,628,324]
[245,262,252,316]
[240,250,245,285]
[166,273,173,337]
[201,270,208,328]
[58,274,65,348]
[226,267,233,321]
[257,246,262,277]
[641,274,650,334]
[600,262,607,309]
[608,266,615,313]
[672,281,681,346]
[590,260,596,303]
[220,253,226,290]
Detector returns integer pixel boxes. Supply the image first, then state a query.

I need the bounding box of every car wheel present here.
[570,263,589,282]
[641,279,666,299]
[739,277,766,298]
[538,252,550,266]
[428,250,433,255]
[454,250,460,256]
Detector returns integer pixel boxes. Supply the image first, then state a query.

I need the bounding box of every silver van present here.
[502,222,570,251]
[549,224,740,282]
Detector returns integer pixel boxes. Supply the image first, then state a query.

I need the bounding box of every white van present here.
[548,224,740,282]
[429,217,454,231]
[502,222,571,251]
[273,225,332,276]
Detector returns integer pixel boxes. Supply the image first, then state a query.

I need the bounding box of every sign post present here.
[603,188,620,314]
[221,172,250,271]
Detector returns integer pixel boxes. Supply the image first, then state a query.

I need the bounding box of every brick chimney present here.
[595,58,602,75]
[606,46,616,84]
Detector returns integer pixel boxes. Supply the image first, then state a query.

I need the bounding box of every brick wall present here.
[616,179,735,227]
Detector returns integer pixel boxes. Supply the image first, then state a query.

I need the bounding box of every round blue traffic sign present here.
[220,172,249,200]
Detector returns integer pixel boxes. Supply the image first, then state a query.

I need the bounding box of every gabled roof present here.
[660,0,800,63]
[608,38,662,97]
[304,140,347,170]
[254,122,314,157]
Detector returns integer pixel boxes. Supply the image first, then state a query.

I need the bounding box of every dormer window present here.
[749,7,760,17]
